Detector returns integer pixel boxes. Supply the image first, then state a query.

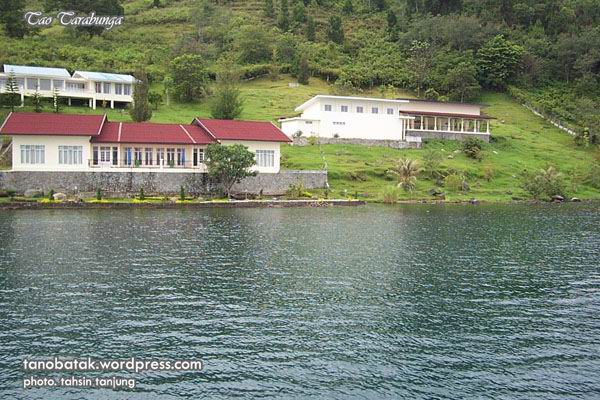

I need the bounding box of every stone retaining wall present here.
[408,131,490,142]
[0,170,328,196]
[293,137,416,149]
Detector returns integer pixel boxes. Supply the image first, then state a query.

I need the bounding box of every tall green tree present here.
[0,0,28,38]
[278,0,290,31]
[292,2,306,24]
[30,88,43,113]
[205,144,257,198]
[211,63,244,120]
[5,72,21,112]
[443,62,480,102]
[264,0,275,18]
[306,16,316,41]
[170,54,209,102]
[476,35,524,89]
[129,71,152,122]
[408,40,433,97]
[52,87,61,113]
[327,16,344,44]
[342,0,353,14]
[297,56,310,85]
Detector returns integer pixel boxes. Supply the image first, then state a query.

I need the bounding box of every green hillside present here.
[0,0,599,201]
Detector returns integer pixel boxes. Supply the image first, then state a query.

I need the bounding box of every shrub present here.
[139,188,145,200]
[389,158,421,192]
[286,180,311,198]
[180,186,185,201]
[308,136,318,146]
[382,186,399,204]
[444,173,469,192]
[48,189,55,200]
[292,130,303,138]
[462,137,484,160]
[522,166,567,200]
[96,188,102,200]
[483,164,495,182]
[421,149,444,179]
[587,164,600,189]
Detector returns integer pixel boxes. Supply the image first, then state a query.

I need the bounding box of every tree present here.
[264,0,275,18]
[408,40,433,97]
[148,92,163,111]
[386,10,397,41]
[292,2,306,24]
[5,72,21,112]
[129,71,152,122]
[153,0,160,8]
[342,0,353,14]
[30,87,43,113]
[476,35,523,89]
[0,0,28,38]
[205,144,257,198]
[52,87,61,113]
[278,0,290,31]
[327,16,344,44]
[297,56,310,85]
[306,16,316,41]
[389,158,421,192]
[443,62,480,102]
[170,54,209,102]
[234,26,273,64]
[211,63,244,120]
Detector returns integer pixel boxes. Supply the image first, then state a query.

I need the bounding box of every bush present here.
[522,166,567,200]
[444,173,469,192]
[462,137,484,160]
[96,188,102,200]
[139,188,145,200]
[421,149,444,179]
[483,164,495,182]
[308,136,318,145]
[48,189,55,200]
[382,186,399,204]
[286,180,311,198]
[587,164,600,189]
[180,186,185,201]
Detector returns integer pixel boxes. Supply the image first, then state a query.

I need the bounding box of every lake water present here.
[0,204,599,399]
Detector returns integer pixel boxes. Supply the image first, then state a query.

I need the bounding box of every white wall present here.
[283,98,408,141]
[398,101,481,116]
[220,140,282,173]
[11,135,92,171]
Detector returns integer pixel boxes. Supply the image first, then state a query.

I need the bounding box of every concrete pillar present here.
[461,118,464,132]
[110,100,114,109]
[20,92,24,106]
[68,98,71,106]
[434,117,437,131]
[486,120,490,133]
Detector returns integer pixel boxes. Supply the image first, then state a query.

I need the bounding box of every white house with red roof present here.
[279,95,492,143]
[0,113,291,174]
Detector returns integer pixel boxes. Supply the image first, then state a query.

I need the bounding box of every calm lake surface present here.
[0,204,599,399]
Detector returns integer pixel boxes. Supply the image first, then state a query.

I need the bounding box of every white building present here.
[0,113,291,174]
[279,95,492,143]
[0,65,135,109]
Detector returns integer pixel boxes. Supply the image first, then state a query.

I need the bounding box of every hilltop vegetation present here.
[0,0,599,135]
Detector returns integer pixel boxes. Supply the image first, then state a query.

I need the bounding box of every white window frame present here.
[387,108,394,115]
[58,145,83,165]
[20,145,45,164]
[372,107,379,114]
[324,104,332,111]
[356,106,364,113]
[123,84,131,96]
[255,150,275,168]
[341,105,349,112]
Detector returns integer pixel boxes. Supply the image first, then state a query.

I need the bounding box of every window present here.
[371,107,379,114]
[145,148,153,165]
[333,121,345,125]
[0,79,5,88]
[166,148,175,166]
[177,148,186,166]
[193,148,204,167]
[123,84,131,96]
[53,80,65,90]
[356,106,363,113]
[305,121,312,125]
[112,147,118,166]
[39,79,51,91]
[123,147,133,165]
[99,146,111,163]
[93,146,99,165]
[156,148,165,166]
[26,78,38,90]
[341,105,349,112]
[103,83,111,94]
[115,84,122,95]
[16,78,24,89]
[59,145,83,165]
[324,104,332,111]
[255,150,275,168]
[387,108,394,115]
[20,145,45,164]
[134,148,142,164]
[95,82,102,93]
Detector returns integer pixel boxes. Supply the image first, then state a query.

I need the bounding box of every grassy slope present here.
[1,76,598,201]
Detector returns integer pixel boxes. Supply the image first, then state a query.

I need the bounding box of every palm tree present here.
[390,158,421,192]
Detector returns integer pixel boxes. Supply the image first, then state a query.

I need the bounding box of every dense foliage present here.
[0,0,598,134]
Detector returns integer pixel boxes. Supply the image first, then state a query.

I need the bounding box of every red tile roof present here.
[92,121,216,145]
[195,118,291,142]
[0,112,106,136]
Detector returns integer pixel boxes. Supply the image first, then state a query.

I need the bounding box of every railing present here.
[88,159,206,169]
